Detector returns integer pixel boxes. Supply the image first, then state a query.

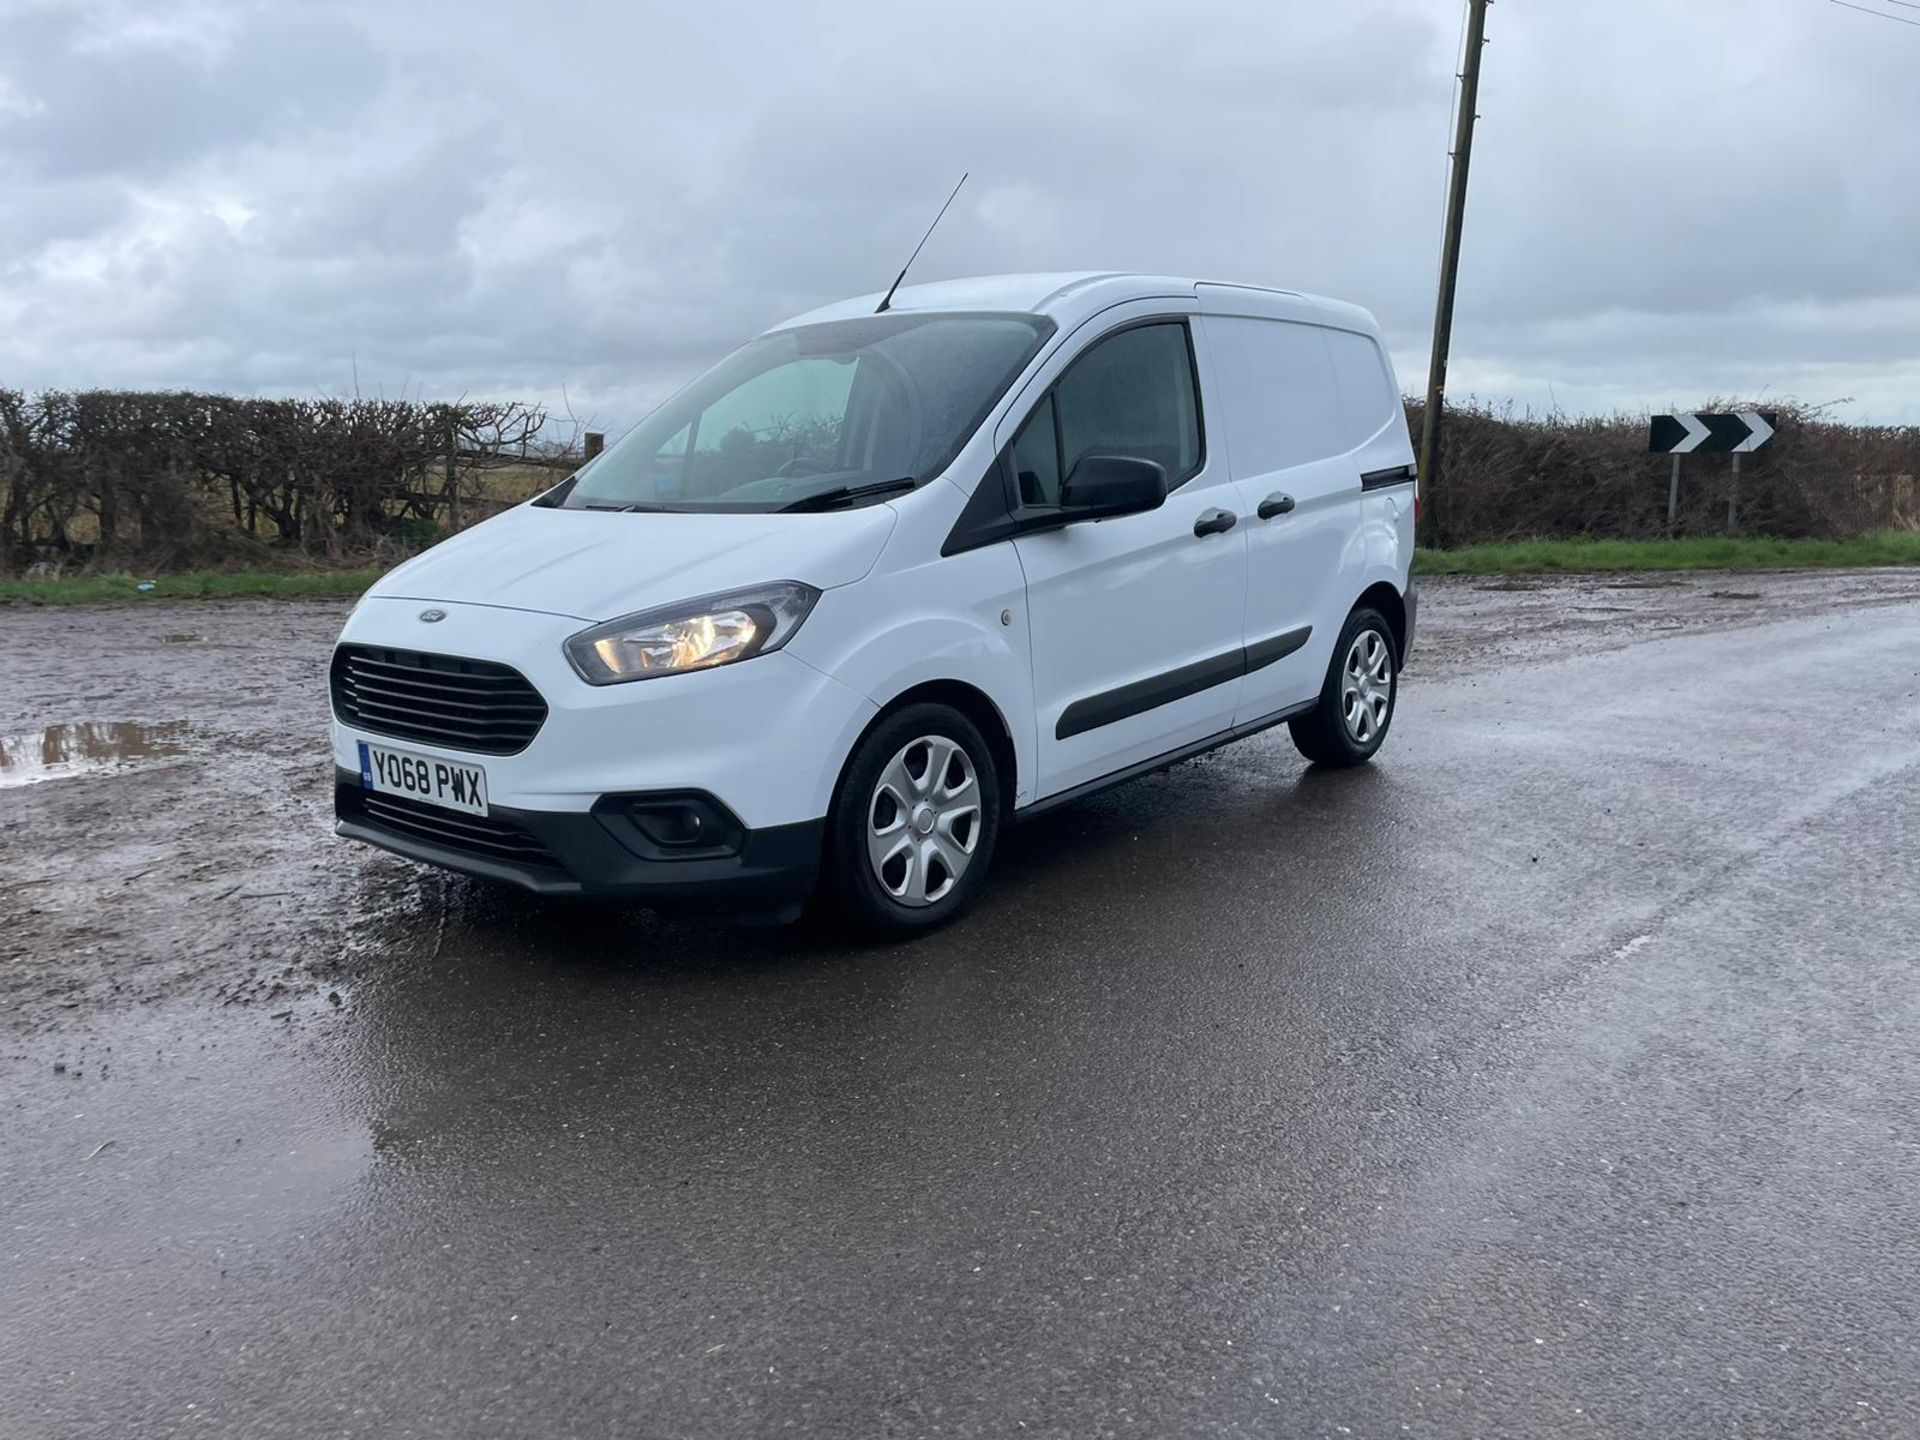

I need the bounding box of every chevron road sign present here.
[1649,411,1778,455]
[1652,411,1779,529]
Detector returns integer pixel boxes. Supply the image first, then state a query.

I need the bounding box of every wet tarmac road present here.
[4,572,1920,1437]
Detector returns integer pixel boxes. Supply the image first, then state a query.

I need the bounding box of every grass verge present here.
[1415,532,1920,576]
[0,570,380,605]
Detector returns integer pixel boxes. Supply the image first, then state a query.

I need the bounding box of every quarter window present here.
[1011,394,1062,506]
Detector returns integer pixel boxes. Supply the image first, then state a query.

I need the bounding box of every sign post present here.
[1649,411,1777,532]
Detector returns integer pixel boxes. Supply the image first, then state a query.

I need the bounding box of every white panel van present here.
[329,273,1417,933]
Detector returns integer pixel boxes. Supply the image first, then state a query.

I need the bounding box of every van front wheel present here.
[1289,607,1398,768]
[825,703,1002,935]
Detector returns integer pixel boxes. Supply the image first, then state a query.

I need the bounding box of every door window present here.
[1044,322,1202,491]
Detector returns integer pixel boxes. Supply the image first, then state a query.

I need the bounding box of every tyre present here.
[824,703,1003,936]
[1289,606,1399,768]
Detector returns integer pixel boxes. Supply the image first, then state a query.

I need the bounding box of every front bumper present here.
[330,598,879,831]
[334,770,823,908]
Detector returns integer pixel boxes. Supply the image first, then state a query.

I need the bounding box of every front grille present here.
[331,644,548,755]
[345,785,560,868]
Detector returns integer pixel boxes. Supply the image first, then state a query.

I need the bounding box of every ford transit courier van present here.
[331,273,1417,933]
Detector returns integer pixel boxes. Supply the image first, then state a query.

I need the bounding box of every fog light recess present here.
[593,792,746,861]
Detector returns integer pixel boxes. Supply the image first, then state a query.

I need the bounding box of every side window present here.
[1011,393,1062,505]
[1053,323,1201,488]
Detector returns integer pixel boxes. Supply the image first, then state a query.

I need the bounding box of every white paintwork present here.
[331,272,1416,844]
[1191,289,1416,723]
[1734,410,1774,453]
[372,504,897,622]
[1005,295,1246,797]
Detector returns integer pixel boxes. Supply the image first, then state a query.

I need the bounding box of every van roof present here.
[772,272,1382,338]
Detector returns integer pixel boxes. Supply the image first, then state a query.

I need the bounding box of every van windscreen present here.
[561,312,1054,513]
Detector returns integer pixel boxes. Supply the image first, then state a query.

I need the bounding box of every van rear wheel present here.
[1289,607,1398,768]
[825,703,1002,936]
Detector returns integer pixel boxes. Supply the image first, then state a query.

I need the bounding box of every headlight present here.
[564,582,821,685]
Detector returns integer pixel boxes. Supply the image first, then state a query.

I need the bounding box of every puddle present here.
[0,721,188,788]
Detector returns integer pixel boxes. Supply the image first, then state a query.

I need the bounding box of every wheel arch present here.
[826,679,1020,827]
[1354,580,1408,661]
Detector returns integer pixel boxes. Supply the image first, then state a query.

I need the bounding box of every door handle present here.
[1193,508,1238,537]
[1257,492,1296,520]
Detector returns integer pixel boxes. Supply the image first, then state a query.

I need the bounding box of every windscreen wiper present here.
[776,477,917,513]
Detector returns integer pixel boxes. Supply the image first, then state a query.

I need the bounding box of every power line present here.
[1829,0,1920,27]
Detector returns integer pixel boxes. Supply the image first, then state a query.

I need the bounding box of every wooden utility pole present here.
[1418,0,1492,551]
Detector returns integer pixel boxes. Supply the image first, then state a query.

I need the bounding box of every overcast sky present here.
[3,0,1917,430]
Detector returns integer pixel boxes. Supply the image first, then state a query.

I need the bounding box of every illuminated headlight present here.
[564,582,821,685]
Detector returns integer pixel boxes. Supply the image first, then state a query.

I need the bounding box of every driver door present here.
[1011,315,1249,800]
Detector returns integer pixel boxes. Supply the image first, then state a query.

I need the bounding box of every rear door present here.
[1009,312,1249,800]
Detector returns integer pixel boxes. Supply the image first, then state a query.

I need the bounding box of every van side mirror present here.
[1058,455,1169,520]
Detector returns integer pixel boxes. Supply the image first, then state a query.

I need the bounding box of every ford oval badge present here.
[419,608,447,623]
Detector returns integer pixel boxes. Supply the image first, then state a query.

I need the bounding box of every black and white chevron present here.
[1649,411,1777,455]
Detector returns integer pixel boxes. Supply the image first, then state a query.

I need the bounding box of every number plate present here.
[358,741,488,817]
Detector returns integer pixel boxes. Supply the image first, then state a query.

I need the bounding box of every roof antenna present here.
[876,172,967,314]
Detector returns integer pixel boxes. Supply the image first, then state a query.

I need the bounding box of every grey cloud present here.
[0,175,130,254]
[0,5,386,180]
[1,0,1917,426]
